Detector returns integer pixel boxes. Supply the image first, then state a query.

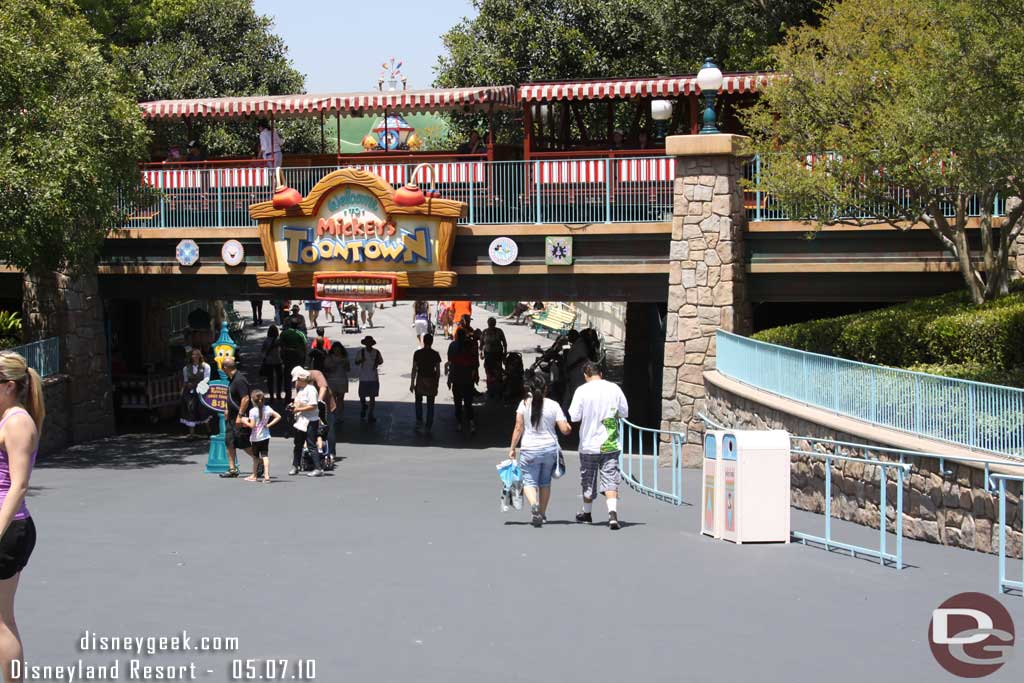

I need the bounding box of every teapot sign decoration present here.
[271,168,302,209]
[393,163,441,207]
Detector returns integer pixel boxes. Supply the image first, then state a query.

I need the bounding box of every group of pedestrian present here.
[215,354,339,481]
[508,361,628,530]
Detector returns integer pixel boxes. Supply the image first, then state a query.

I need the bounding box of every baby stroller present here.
[296,401,335,472]
[341,302,361,334]
[502,352,525,404]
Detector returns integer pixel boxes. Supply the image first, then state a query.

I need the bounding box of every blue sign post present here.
[203,321,238,474]
[202,379,231,473]
[200,378,231,475]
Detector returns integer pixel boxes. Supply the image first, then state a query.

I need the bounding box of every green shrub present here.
[0,311,21,341]
[754,287,1024,386]
[752,315,853,354]
[907,363,1024,388]
[924,304,1024,370]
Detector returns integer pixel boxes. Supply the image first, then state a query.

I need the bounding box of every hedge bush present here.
[752,287,1024,386]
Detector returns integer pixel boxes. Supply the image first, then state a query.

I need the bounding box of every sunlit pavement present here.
[19,303,1024,682]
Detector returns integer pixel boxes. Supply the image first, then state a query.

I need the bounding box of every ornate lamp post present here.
[651,99,673,141]
[696,58,724,134]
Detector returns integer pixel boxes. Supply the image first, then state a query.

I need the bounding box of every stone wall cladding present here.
[38,375,71,455]
[23,268,115,444]
[707,382,1023,559]
[663,152,752,465]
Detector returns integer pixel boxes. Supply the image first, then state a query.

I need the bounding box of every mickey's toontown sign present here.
[252,167,464,292]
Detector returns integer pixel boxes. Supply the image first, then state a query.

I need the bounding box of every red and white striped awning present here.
[519,73,771,102]
[534,160,607,184]
[140,86,517,120]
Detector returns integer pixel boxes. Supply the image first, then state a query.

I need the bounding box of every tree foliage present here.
[0,0,148,273]
[435,0,821,141]
[743,0,1024,304]
[77,0,318,157]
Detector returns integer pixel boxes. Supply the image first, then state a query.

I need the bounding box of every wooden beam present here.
[107,228,261,239]
[455,222,670,236]
[97,264,256,275]
[747,217,1006,233]
[747,260,969,274]
[454,263,668,275]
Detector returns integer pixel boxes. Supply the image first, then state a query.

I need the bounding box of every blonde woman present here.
[0,352,44,679]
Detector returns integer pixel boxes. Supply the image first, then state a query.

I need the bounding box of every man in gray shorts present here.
[568,361,629,530]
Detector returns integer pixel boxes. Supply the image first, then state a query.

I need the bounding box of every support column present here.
[662,135,752,465]
[623,302,666,429]
[23,267,115,443]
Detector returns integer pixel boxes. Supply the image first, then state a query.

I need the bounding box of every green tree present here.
[76,0,318,157]
[0,1,148,273]
[743,0,1024,304]
[435,0,821,142]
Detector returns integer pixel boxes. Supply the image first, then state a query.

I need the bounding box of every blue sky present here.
[252,0,476,93]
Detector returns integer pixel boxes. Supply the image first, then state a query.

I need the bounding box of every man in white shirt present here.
[568,361,629,530]
[258,120,283,168]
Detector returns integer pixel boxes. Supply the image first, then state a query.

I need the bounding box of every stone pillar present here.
[23,267,115,443]
[662,135,752,465]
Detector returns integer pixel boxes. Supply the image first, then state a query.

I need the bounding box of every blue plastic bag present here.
[496,459,522,488]
[496,459,524,512]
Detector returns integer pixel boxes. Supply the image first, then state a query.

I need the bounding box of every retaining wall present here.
[705,373,1023,559]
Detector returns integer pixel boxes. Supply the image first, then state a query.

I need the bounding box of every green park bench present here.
[533,305,577,337]
[225,308,246,343]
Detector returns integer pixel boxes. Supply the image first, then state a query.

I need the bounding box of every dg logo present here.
[929,592,1015,678]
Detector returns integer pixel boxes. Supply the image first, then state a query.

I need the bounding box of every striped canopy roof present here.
[140,86,517,120]
[519,73,771,102]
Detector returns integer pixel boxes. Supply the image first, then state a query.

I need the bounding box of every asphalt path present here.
[16,302,1024,682]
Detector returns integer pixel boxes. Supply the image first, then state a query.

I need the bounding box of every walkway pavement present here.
[18,303,1024,682]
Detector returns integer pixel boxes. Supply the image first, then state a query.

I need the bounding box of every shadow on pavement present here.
[37,433,204,469]
[329,398,582,451]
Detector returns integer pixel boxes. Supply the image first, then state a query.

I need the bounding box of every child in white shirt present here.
[243,389,282,482]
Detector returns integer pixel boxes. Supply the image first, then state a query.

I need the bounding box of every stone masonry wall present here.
[707,381,1023,559]
[662,151,752,466]
[23,268,115,444]
[38,375,71,455]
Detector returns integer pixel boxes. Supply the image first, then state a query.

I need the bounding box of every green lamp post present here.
[696,58,724,135]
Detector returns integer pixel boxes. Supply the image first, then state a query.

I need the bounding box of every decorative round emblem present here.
[488,237,519,266]
[221,239,245,267]
[175,239,200,267]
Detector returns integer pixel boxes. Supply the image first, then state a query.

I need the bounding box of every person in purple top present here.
[0,351,44,677]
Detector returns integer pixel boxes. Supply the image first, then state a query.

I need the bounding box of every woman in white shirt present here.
[242,389,281,483]
[508,375,571,527]
[289,368,323,477]
[179,348,212,437]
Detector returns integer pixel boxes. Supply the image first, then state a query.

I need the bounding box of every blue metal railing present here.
[744,155,1006,222]
[698,412,909,568]
[791,447,910,569]
[716,330,1024,459]
[701,412,1024,581]
[618,418,685,505]
[118,157,675,228]
[2,338,60,378]
[991,474,1024,595]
